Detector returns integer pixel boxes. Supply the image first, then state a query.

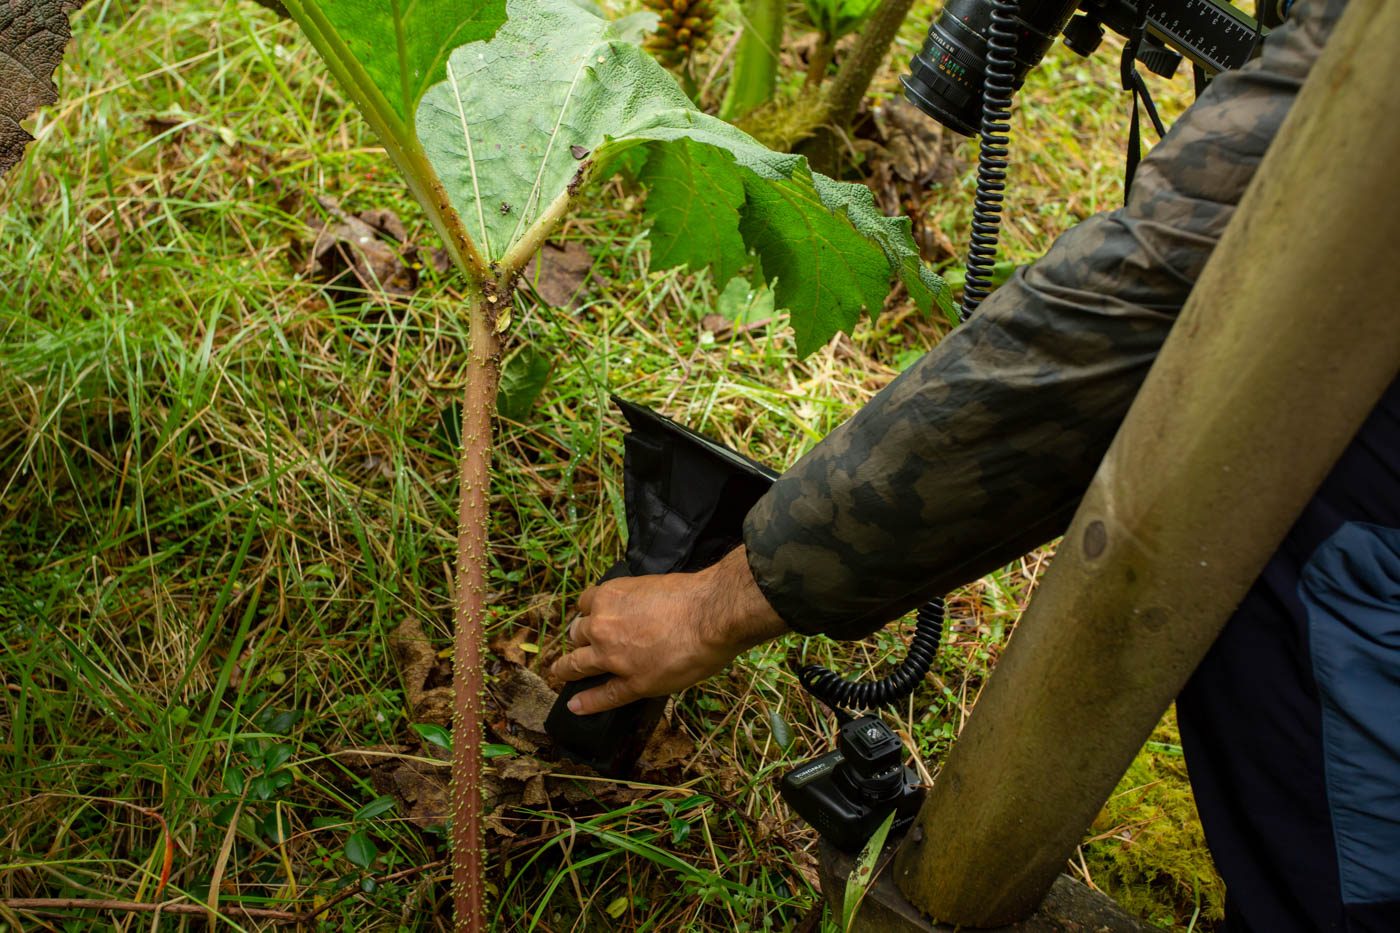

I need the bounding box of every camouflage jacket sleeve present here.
[743,0,1347,640]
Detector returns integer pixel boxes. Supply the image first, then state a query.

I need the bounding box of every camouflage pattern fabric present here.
[743,0,1349,640]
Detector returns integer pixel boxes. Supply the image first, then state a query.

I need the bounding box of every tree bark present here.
[892,0,1400,923]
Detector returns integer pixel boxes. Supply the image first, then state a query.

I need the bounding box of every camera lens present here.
[902,0,1082,136]
[902,0,991,136]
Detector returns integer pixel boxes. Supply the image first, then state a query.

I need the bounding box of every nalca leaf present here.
[415,0,946,354]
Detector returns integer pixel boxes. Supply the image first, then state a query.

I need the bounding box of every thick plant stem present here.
[805,35,836,89]
[718,0,784,122]
[448,175,577,933]
[799,0,916,172]
[824,0,915,126]
[451,288,502,933]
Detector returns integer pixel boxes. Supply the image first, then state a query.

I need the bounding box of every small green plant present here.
[842,810,895,931]
[278,0,945,927]
[801,0,881,88]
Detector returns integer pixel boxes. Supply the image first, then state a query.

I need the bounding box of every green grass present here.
[0,0,1217,929]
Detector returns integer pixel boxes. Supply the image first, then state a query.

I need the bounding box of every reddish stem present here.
[451,289,502,932]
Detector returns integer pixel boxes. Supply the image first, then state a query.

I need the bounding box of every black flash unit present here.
[779,715,924,852]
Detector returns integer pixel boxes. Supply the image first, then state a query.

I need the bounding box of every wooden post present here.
[891,0,1400,924]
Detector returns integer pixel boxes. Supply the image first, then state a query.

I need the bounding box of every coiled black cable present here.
[960,0,1019,318]
[791,3,1019,714]
[793,598,945,713]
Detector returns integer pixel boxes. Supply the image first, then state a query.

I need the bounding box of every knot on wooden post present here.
[1083,520,1108,559]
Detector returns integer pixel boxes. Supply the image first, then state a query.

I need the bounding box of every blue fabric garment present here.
[1301,522,1400,907]
[1178,376,1400,933]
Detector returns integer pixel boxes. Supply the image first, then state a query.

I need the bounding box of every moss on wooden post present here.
[891,0,1400,923]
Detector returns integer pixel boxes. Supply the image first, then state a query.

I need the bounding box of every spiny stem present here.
[451,283,502,933]
[822,0,915,128]
[451,158,579,932]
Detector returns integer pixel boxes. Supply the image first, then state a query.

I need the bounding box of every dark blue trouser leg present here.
[1177,379,1400,932]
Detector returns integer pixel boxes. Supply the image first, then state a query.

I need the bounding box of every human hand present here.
[550,546,788,714]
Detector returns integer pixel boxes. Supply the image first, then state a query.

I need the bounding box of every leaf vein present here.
[509,52,591,244]
[446,60,492,256]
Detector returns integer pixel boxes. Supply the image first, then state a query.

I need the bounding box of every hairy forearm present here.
[699,546,789,651]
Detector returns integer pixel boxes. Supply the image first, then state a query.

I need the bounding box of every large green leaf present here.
[282,0,510,275]
[415,0,681,259]
[290,0,507,133]
[630,139,749,290]
[416,0,947,353]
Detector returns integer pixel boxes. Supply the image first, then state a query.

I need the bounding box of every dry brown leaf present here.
[494,665,556,736]
[1,0,87,177]
[498,755,551,783]
[304,195,417,299]
[412,686,454,726]
[358,206,406,242]
[390,616,453,724]
[855,97,965,262]
[638,716,696,773]
[522,775,550,807]
[331,744,456,829]
[391,616,453,722]
[386,759,452,829]
[484,807,518,838]
[489,626,534,667]
[389,613,431,694]
[521,240,593,307]
[870,97,952,185]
